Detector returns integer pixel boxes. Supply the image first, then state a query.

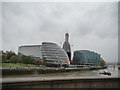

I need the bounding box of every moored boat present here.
[99,71,111,75]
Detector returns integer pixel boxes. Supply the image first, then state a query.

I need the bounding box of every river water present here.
[2,67,119,82]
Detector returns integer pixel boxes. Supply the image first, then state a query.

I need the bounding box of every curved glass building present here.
[41,42,70,67]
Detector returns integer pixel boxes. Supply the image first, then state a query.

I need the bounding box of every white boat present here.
[99,71,111,75]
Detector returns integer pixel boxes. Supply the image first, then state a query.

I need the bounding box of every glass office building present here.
[41,42,70,66]
[73,50,100,65]
[18,45,43,60]
[18,42,70,67]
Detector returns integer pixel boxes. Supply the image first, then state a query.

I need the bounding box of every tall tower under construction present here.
[63,33,71,63]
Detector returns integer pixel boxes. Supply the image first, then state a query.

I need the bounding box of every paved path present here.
[2,77,119,83]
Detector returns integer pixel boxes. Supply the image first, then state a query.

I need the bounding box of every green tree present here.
[34,60,44,65]
[2,54,7,63]
[21,56,34,64]
[6,51,16,60]
[18,58,22,63]
[10,55,19,64]
[99,60,106,66]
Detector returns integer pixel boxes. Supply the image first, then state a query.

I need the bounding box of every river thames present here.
[2,66,119,82]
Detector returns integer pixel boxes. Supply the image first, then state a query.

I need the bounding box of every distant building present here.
[18,45,43,61]
[72,50,100,65]
[42,42,70,67]
[63,33,71,63]
[18,42,70,67]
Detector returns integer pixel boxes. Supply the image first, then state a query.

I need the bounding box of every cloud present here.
[2,2,118,62]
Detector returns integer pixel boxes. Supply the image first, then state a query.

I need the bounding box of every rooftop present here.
[74,50,95,53]
[19,45,41,47]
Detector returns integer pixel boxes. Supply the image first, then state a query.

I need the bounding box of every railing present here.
[2,77,119,88]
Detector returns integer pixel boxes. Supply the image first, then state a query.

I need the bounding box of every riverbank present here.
[2,77,119,88]
[2,66,106,76]
[1,63,46,68]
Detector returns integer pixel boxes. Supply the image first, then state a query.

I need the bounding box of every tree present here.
[2,54,7,63]
[99,59,106,66]
[10,55,19,64]
[21,56,34,64]
[34,60,44,65]
[18,58,22,63]
[6,51,16,60]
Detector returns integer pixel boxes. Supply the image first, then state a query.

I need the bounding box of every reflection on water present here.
[3,67,119,80]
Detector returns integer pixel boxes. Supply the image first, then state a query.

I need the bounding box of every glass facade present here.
[18,42,70,66]
[41,42,70,66]
[73,50,100,65]
[18,45,43,60]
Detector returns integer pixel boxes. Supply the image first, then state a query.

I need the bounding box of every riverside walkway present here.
[2,77,120,88]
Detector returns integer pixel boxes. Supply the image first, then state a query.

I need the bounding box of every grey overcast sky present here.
[1,2,118,62]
